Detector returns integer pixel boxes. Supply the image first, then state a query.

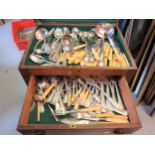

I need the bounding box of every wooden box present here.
[19,20,137,84]
[17,20,141,134]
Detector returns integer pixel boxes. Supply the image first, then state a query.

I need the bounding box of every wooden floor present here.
[0,20,154,135]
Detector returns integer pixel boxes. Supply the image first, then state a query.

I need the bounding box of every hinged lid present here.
[37,19,117,25]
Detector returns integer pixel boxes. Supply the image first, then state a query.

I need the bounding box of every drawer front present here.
[19,67,136,85]
[17,75,141,135]
[19,22,137,84]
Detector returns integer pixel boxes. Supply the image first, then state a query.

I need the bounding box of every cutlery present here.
[30,53,52,64]
[35,28,49,41]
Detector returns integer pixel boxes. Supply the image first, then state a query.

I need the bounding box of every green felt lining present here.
[29,102,88,124]
[24,24,131,66]
[29,103,63,124]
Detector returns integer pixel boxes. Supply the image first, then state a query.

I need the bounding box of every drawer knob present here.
[114,129,124,134]
[33,130,45,135]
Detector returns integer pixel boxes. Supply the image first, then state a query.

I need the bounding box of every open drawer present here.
[19,20,137,84]
[17,75,141,135]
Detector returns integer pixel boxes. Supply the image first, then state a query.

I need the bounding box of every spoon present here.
[34,48,45,55]
[30,53,52,64]
[101,24,119,49]
[54,28,63,40]
[63,27,70,35]
[62,35,72,51]
[34,28,53,55]
[36,79,48,95]
[72,27,80,35]
[35,28,49,41]
[95,24,108,66]
[70,33,79,45]
[95,23,122,63]
[95,23,114,39]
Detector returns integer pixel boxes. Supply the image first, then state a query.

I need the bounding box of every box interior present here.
[28,76,129,125]
[24,24,131,66]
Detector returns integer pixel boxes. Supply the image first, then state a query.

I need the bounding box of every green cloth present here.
[29,103,65,124]
[24,24,131,66]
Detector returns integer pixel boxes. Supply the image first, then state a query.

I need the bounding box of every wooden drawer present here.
[19,21,137,84]
[17,75,141,135]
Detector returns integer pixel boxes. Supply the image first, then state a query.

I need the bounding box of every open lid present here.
[37,19,116,24]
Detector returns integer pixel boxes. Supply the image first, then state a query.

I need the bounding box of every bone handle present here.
[96,113,128,120]
[41,83,56,100]
[78,105,102,113]
[37,102,41,122]
[105,118,129,123]
[67,91,71,106]
[73,44,86,51]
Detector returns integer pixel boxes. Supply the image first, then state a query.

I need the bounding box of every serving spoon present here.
[35,28,49,41]
[95,24,108,66]
[30,53,52,64]
[95,23,122,61]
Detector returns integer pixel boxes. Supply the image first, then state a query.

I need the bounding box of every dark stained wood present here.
[17,75,141,135]
[18,124,140,135]
[118,77,141,124]
[19,66,137,85]
[17,76,36,125]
